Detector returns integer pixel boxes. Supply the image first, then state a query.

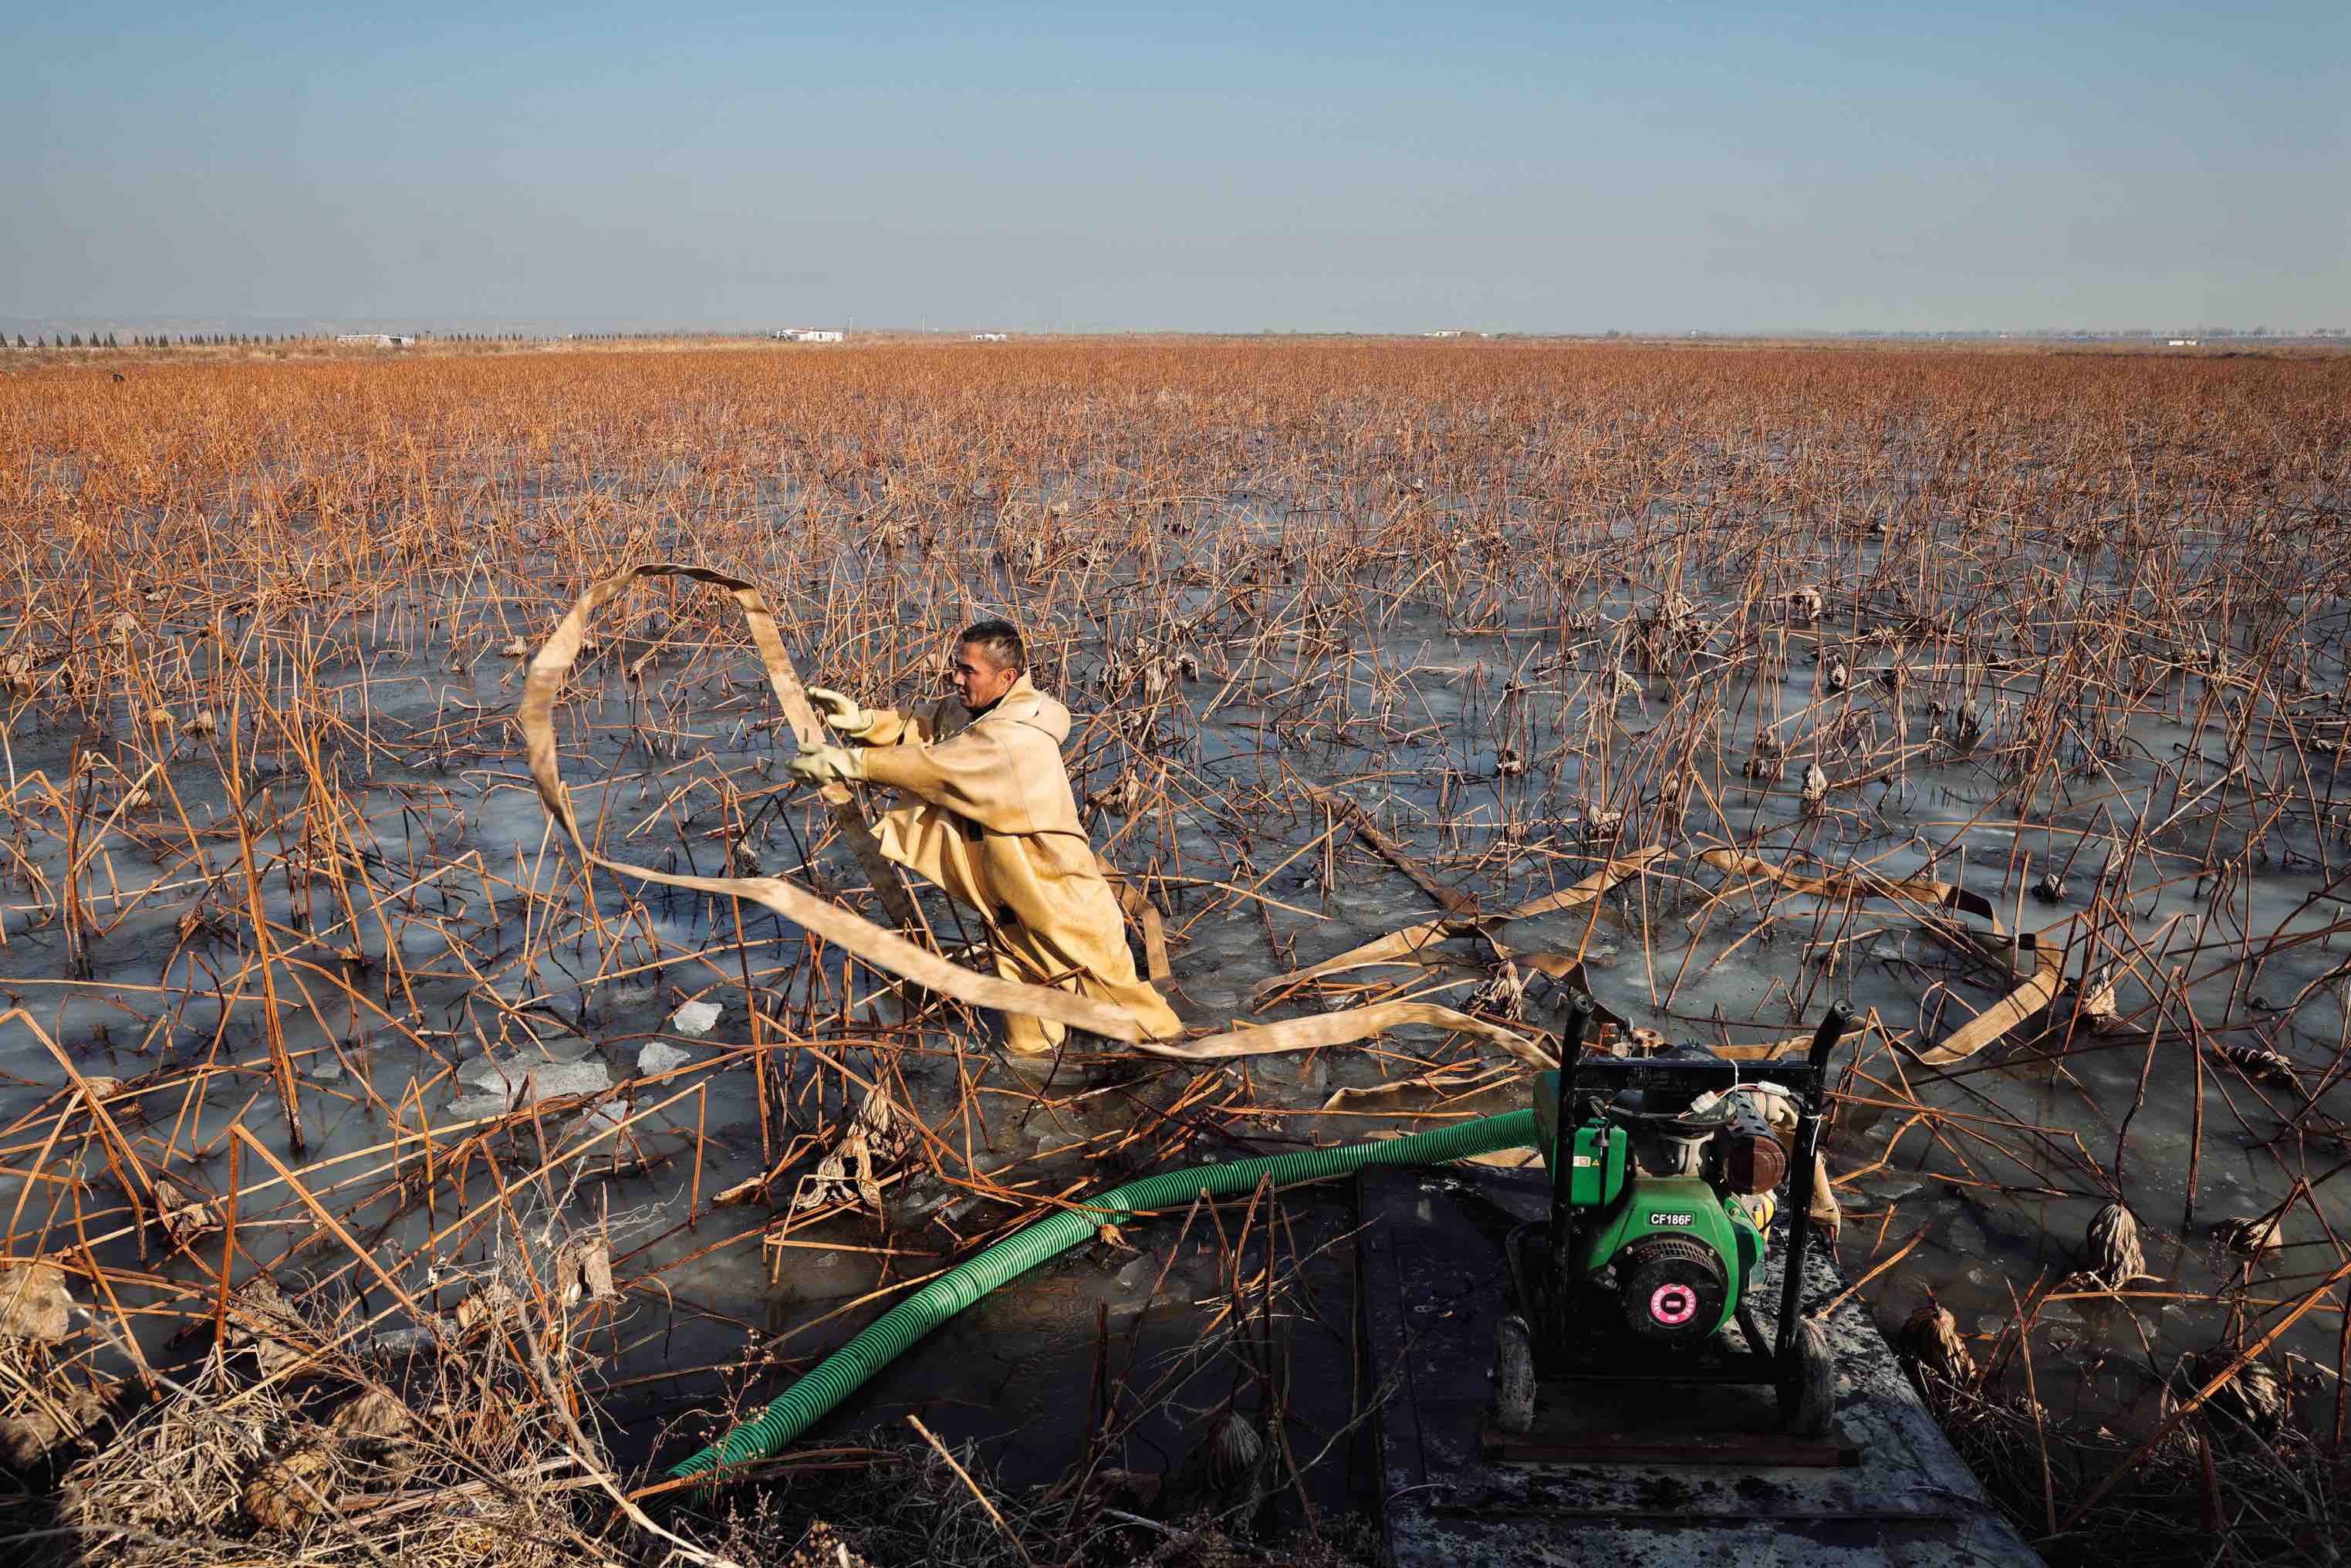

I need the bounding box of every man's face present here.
[948,640,1018,711]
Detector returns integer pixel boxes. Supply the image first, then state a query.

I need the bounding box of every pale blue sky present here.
[5,4,2343,332]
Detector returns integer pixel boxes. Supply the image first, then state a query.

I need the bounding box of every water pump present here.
[1492,997,1853,1442]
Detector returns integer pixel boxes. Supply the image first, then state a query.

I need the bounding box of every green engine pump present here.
[1495,998,1853,1440]
[1533,1056,1789,1343]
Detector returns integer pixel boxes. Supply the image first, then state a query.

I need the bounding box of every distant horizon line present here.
[5,321,2346,343]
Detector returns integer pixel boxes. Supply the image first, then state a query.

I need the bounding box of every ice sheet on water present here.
[637,1039,691,1076]
[455,1030,596,1085]
[558,1100,633,1156]
[368,1326,438,1357]
[397,924,448,959]
[669,999,723,1036]
[447,1043,611,1118]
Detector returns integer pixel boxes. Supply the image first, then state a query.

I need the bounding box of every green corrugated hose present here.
[667,1107,1538,1478]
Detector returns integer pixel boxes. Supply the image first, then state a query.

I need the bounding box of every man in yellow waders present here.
[785,620,1183,1060]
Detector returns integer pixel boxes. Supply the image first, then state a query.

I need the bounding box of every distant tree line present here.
[1,332,327,349]
[0,331,625,350]
[7,327,2339,353]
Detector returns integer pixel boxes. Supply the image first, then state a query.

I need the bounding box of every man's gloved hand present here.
[785,743,865,787]
[806,687,869,735]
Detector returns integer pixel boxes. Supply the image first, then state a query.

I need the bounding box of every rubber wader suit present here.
[839,674,1183,1056]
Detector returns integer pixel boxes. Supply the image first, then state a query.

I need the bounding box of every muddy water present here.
[2,532,2346,1488]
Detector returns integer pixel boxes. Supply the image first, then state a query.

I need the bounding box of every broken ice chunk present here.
[669,999,723,1037]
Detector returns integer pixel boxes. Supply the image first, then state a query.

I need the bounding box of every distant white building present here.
[772,329,845,343]
[971,332,1008,342]
[336,333,415,347]
[2168,338,2200,346]
[1424,329,1467,338]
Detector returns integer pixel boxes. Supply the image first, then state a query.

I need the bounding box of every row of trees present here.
[4,333,306,349]
[1,333,540,349]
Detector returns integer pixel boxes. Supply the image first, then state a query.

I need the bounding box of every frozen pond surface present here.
[2,343,2346,1511]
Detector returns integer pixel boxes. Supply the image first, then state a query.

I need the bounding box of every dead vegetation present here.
[1,337,2349,1563]
[2,1255,618,1566]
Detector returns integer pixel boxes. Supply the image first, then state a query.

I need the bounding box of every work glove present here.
[806,687,870,735]
[785,743,865,787]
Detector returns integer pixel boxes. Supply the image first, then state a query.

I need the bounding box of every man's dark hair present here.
[958,619,1025,672]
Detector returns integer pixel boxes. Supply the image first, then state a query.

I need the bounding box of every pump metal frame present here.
[1526,996,1853,1382]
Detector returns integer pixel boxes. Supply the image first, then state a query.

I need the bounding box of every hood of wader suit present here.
[974,674,1071,747]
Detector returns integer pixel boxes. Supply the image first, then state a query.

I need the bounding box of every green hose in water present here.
[667,1107,1537,1478]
